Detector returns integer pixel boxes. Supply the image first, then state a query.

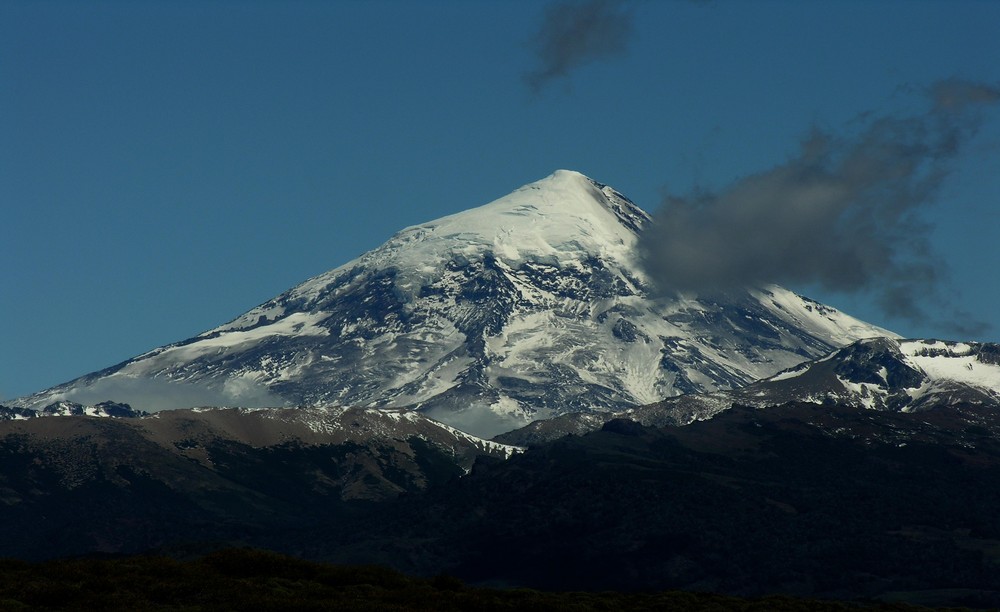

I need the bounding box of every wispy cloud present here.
[638,79,1000,334]
[525,0,634,93]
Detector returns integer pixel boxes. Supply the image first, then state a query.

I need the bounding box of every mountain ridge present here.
[497,336,1000,445]
[17,170,894,437]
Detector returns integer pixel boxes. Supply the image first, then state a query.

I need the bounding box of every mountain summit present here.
[20,171,892,436]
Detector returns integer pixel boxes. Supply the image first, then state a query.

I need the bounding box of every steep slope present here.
[18,170,892,437]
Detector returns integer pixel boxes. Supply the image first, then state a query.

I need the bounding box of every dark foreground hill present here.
[3,401,1000,609]
[0,548,940,612]
[295,402,1000,609]
[0,406,515,560]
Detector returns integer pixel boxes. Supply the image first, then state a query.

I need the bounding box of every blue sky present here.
[2,0,999,401]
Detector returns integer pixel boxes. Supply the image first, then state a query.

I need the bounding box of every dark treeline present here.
[0,548,955,611]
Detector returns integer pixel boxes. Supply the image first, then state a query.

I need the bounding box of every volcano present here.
[18,170,892,436]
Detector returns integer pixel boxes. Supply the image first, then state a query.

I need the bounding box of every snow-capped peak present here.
[276,169,650,308]
[17,171,897,437]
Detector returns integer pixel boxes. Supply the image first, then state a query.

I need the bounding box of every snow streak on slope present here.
[18,171,894,437]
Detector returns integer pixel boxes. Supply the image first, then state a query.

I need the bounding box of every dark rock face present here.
[611,318,644,342]
[977,344,1000,365]
[93,401,145,418]
[832,337,925,389]
[600,418,646,435]
[0,405,35,420]
[40,401,86,416]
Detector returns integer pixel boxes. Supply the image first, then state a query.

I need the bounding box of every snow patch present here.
[902,340,1000,392]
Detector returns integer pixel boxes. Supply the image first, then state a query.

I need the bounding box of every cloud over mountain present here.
[638,79,1000,334]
